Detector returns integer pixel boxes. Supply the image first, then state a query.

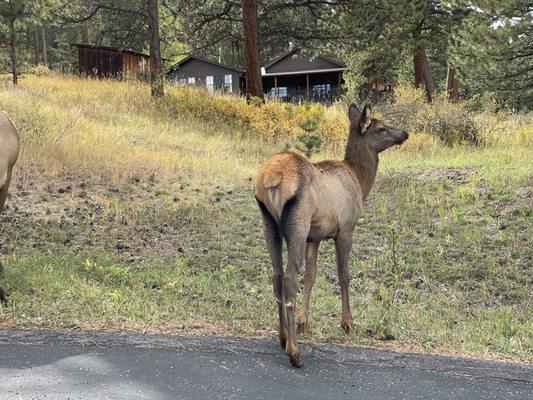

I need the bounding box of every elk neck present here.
[343,129,378,200]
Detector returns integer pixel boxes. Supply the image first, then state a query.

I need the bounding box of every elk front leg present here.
[296,241,319,334]
[335,232,355,334]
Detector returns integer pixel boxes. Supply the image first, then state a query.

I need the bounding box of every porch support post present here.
[306,74,310,101]
[338,72,342,99]
[274,76,277,88]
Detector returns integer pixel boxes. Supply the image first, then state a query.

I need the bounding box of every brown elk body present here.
[0,111,20,305]
[254,104,408,367]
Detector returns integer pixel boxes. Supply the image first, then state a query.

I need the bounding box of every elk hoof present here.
[296,321,309,334]
[341,318,356,334]
[288,352,304,368]
[296,313,309,334]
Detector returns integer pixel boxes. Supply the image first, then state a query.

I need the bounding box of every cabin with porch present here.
[166,49,350,104]
[261,49,349,104]
[167,55,245,94]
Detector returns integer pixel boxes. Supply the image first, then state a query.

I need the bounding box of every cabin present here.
[167,55,245,94]
[166,49,350,104]
[74,44,151,78]
[262,49,349,104]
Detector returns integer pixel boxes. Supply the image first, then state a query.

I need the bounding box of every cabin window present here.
[271,87,287,97]
[187,77,196,85]
[312,84,331,94]
[206,75,214,92]
[224,74,232,93]
[178,77,187,84]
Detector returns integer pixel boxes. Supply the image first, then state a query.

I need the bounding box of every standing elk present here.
[254,103,408,367]
[0,111,20,305]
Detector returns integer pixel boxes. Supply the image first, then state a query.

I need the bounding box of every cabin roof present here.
[262,48,349,76]
[72,43,152,58]
[169,55,244,74]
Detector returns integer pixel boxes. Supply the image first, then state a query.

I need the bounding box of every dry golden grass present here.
[1,75,269,185]
[2,74,530,185]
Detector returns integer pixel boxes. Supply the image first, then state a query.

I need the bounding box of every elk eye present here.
[379,127,387,133]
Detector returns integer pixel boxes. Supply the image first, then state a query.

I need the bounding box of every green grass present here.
[0,75,531,362]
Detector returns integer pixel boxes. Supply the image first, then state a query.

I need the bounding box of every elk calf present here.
[254,103,408,367]
[0,111,20,305]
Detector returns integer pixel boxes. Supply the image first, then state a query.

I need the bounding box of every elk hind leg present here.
[280,197,310,367]
[257,199,286,348]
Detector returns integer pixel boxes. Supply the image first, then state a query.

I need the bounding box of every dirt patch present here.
[1,172,259,267]
[415,167,475,184]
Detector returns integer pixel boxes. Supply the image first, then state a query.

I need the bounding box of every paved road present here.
[0,329,531,400]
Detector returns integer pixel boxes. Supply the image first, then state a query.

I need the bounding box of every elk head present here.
[348,103,409,153]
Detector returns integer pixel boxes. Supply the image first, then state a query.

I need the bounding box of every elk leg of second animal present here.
[296,241,319,334]
[0,180,9,305]
[335,232,356,333]
[0,174,10,213]
[0,259,6,305]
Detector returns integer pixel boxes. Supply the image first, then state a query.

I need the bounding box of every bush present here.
[159,82,530,149]
[29,65,52,77]
[162,84,346,144]
[381,86,479,145]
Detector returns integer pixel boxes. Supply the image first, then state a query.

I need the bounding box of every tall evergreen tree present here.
[451,0,532,109]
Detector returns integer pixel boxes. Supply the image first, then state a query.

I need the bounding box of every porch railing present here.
[265,88,342,105]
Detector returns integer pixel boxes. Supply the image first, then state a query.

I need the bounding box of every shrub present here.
[162,84,346,144]
[382,85,479,145]
[29,65,52,77]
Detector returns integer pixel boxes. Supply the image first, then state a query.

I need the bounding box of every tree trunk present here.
[242,0,263,101]
[35,29,41,66]
[86,19,94,43]
[413,45,434,102]
[148,0,164,97]
[147,0,164,97]
[8,17,17,85]
[40,28,48,67]
[85,0,94,43]
[446,66,459,103]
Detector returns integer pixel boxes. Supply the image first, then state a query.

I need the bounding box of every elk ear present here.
[348,103,360,124]
[359,103,372,133]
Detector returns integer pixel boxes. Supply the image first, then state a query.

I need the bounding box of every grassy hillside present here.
[0,75,531,362]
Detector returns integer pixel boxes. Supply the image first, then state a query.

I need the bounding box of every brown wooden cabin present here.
[167,55,245,95]
[74,44,151,78]
[362,65,394,100]
[262,49,350,105]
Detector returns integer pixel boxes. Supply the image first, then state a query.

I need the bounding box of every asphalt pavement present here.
[0,329,531,399]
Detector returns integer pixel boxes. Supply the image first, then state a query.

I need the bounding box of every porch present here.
[262,71,344,105]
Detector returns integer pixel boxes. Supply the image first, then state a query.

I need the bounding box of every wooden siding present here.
[168,58,242,93]
[78,47,122,77]
[77,47,149,78]
[122,52,149,77]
